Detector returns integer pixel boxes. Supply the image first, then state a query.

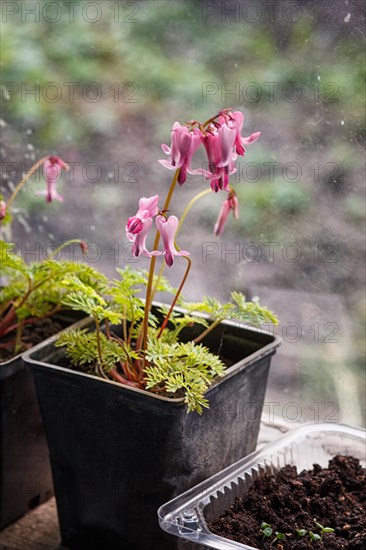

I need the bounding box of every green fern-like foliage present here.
[61,275,120,324]
[56,328,137,372]
[55,266,278,413]
[144,338,225,413]
[182,292,278,328]
[0,240,107,353]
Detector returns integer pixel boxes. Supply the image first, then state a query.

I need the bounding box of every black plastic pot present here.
[25,316,280,550]
[0,310,85,529]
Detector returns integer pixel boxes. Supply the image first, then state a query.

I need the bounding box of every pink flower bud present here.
[79,241,88,255]
[214,191,240,237]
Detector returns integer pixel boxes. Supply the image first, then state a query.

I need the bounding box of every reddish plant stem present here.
[6,156,49,210]
[193,319,222,344]
[110,369,140,388]
[140,168,180,354]
[0,305,17,337]
[104,319,111,340]
[0,305,63,338]
[157,256,192,339]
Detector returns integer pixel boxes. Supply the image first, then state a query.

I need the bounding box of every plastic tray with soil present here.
[209,455,365,549]
[158,423,366,550]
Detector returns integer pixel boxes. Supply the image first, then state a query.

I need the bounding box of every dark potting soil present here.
[0,318,63,362]
[209,455,366,549]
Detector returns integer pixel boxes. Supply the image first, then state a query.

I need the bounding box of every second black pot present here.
[0,310,85,529]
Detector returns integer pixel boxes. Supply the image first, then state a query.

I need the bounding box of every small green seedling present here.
[309,531,321,542]
[260,522,273,540]
[295,528,307,537]
[314,520,335,541]
[274,532,286,541]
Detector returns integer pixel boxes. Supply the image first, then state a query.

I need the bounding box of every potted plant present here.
[0,158,102,528]
[24,109,281,549]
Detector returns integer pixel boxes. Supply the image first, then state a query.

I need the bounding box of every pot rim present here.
[24,303,281,405]
[0,310,86,370]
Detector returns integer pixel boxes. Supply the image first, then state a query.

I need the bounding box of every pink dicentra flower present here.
[0,200,6,221]
[202,111,260,192]
[159,123,202,185]
[154,215,189,267]
[202,127,237,193]
[36,156,68,203]
[129,218,153,258]
[126,195,159,237]
[214,191,239,237]
[219,111,261,156]
[126,195,160,258]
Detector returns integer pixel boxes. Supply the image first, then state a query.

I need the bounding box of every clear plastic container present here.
[158,423,366,550]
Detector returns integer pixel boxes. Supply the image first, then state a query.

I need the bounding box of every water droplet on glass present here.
[341,120,344,126]
[26,129,32,135]
[344,13,351,22]
[18,214,31,233]
[42,215,48,222]
[27,144,34,151]
[90,225,96,231]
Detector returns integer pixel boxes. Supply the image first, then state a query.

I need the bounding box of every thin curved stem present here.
[140,169,180,352]
[14,319,24,354]
[150,188,211,304]
[177,188,211,234]
[157,255,192,339]
[193,318,222,344]
[1,304,63,339]
[94,316,108,380]
[46,239,85,260]
[6,156,49,210]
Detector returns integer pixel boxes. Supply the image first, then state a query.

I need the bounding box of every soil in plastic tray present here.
[209,455,366,549]
[0,318,63,362]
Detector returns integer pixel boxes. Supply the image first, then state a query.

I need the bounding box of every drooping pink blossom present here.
[126,195,159,237]
[36,156,68,203]
[159,123,203,184]
[203,111,260,192]
[214,191,239,236]
[202,127,237,192]
[220,111,261,156]
[0,200,6,221]
[153,215,189,267]
[128,217,153,258]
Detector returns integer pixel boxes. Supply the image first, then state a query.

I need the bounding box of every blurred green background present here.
[1,0,365,425]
